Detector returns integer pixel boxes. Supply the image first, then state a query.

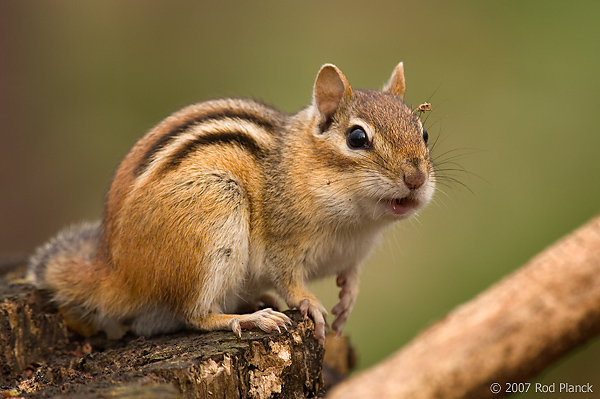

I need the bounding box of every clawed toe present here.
[234,308,292,336]
[298,298,328,343]
[228,317,242,337]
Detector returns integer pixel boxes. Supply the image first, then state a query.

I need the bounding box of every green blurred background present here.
[2,1,599,396]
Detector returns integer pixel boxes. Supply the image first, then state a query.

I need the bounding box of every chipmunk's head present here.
[309,62,435,222]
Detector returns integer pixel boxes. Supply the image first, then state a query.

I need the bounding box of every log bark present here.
[328,214,600,399]
[1,263,356,398]
[1,288,324,398]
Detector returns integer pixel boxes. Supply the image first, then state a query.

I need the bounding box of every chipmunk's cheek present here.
[389,197,420,216]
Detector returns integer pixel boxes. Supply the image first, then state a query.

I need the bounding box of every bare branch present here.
[328,214,600,399]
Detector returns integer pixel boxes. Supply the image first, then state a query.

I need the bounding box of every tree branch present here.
[328,214,600,399]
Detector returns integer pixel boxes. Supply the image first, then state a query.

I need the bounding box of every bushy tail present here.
[28,221,134,339]
[28,221,114,336]
[28,221,102,290]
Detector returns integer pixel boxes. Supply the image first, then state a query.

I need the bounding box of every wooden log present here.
[0,265,329,398]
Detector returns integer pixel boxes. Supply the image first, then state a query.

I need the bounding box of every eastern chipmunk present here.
[29,62,435,342]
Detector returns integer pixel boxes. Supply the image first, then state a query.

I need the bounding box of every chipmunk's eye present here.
[346,126,369,149]
[422,128,429,144]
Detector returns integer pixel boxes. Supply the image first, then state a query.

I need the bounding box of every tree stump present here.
[1,263,353,398]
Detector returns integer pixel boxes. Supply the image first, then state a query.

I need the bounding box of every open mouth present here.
[389,197,420,215]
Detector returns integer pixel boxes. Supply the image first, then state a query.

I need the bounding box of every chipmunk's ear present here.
[313,64,353,120]
[383,62,405,100]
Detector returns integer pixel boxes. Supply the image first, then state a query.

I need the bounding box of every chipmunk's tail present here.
[29,221,102,289]
[28,221,114,337]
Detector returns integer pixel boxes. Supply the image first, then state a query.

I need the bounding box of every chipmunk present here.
[28,62,435,342]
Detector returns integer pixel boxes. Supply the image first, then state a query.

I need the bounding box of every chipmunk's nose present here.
[403,158,426,190]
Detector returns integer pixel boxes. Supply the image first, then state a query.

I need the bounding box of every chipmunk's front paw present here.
[298,298,328,342]
[228,308,292,337]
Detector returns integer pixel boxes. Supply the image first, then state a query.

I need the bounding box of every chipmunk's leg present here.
[331,266,360,335]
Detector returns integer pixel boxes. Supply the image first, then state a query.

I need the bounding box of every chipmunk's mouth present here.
[388,197,420,216]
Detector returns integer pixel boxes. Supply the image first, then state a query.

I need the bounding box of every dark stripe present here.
[135,108,277,176]
[163,131,266,173]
